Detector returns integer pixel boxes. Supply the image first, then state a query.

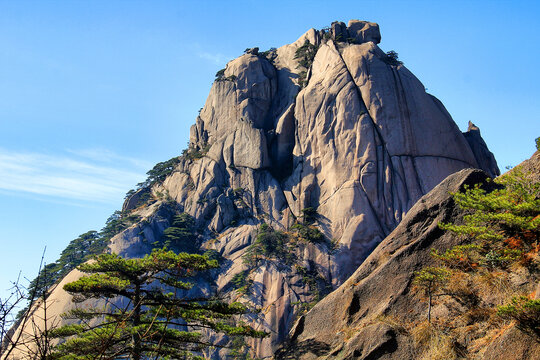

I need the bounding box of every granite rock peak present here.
[5,20,500,359]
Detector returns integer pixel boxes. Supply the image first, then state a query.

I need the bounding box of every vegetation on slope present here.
[21,212,142,317]
[236,209,332,312]
[43,248,266,360]
[294,40,319,88]
[411,162,539,358]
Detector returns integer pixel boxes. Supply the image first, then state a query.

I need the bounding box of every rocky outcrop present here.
[5,20,500,359]
[275,166,539,359]
[463,121,500,178]
[275,169,491,359]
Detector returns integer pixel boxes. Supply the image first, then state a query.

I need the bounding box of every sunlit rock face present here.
[6,20,499,359]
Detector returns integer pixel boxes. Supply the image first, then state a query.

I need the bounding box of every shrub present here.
[431,244,482,271]
[203,249,224,263]
[259,47,277,62]
[182,143,210,160]
[536,136,540,151]
[295,265,330,302]
[497,296,540,335]
[233,188,244,196]
[244,47,259,55]
[300,207,318,224]
[294,40,319,87]
[243,224,295,266]
[382,50,403,66]
[215,68,237,82]
[294,40,318,69]
[161,213,197,252]
[231,270,253,295]
[484,248,523,268]
[290,223,324,243]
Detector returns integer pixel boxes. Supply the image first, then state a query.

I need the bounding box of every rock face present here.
[5,20,500,359]
[463,121,500,178]
[274,167,539,359]
[274,169,489,359]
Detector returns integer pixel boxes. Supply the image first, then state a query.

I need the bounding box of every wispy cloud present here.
[67,148,154,169]
[0,148,149,204]
[197,51,230,65]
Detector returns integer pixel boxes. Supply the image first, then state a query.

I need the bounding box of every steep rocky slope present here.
[275,153,539,359]
[5,20,499,359]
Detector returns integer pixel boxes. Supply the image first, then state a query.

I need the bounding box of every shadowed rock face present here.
[5,20,500,359]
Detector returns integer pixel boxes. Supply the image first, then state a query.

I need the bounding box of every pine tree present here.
[413,267,451,323]
[414,164,540,334]
[49,248,266,359]
[162,213,197,252]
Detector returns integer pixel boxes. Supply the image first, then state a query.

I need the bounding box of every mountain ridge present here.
[4,20,500,359]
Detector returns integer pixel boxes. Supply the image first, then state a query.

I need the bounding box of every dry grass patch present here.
[375,314,408,335]
[473,270,514,305]
[411,321,463,360]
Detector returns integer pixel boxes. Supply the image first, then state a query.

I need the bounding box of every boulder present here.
[347,20,381,44]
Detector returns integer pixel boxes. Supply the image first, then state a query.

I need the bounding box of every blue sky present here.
[1,0,539,299]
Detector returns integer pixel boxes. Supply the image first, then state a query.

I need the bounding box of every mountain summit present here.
[6,20,499,359]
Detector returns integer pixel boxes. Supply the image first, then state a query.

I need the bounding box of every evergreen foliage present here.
[294,40,319,87]
[259,47,277,63]
[294,264,331,303]
[228,335,261,360]
[243,47,259,55]
[215,68,225,80]
[497,296,540,335]
[215,69,237,82]
[413,267,451,323]
[300,207,317,225]
[49,248,266,360]
[22,212,143,318]
[182,143,211,160]
[382,50,403,66]
[100,211,142,240]
[439,169,539,250]
[25,232,105,306]
[290,207,324,243]
[161,213,197,252]
[414,164,539,335]
[290,223,324,243]
[231,271,253,296]
[243,224,295,266]
[136,156,182,189]
[430,244,482,271]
